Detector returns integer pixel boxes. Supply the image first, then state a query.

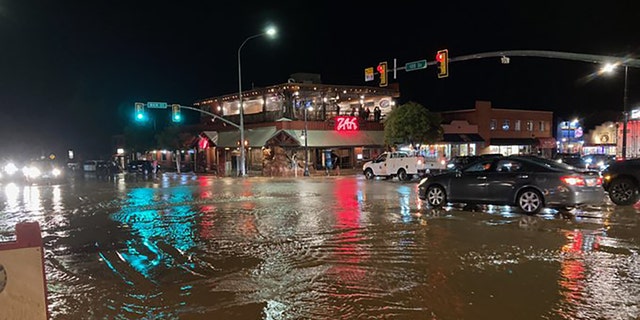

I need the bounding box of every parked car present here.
[83,160,107,172]
[127,160,156,175]
[418,155,605,214]
[601,158,640,205]
[446,154,503,171]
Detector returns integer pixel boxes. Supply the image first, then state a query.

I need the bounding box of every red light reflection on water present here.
[330,179,369,282]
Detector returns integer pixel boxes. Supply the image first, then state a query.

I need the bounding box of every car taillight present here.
[560,176,585,186]
[596,176,603,185]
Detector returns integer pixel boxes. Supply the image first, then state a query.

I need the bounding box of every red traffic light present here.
[377,61,388,87]
[435,49,449,78]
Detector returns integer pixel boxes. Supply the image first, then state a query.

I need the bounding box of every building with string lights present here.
[191,73,400,176]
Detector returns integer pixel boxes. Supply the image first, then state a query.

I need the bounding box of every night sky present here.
[0,1,638,160]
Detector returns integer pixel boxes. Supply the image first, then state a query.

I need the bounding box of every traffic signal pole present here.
[177,105,241,129]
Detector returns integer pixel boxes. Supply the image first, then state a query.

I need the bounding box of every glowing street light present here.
[237,26,277,176]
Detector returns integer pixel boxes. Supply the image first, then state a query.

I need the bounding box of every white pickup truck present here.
[362,151,446,181]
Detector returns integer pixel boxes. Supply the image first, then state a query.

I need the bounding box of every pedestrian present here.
[373,106,381,122]
[364,107,371,120]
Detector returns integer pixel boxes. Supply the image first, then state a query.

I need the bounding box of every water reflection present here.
[555,222,640,319]
[102,186,198,317]
[2,176,639,319]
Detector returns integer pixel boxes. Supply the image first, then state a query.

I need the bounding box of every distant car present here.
[418,155,605,214]
[601,158,640,205]
[23,159,65,184]
[446,154,503,171]
[1,161,25,183]
[554,153,584,168]
[582,154,615,171]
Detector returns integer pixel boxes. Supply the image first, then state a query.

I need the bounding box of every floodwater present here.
[1,174,639,320]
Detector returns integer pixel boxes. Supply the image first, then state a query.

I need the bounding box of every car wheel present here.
[517,189,543,215]
[364,169,375,180]
[426,185,446,208]
[608,177,639,206]
[397,169,408,181]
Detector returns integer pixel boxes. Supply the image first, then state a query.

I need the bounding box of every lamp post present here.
[622,65,629,159]
[303,104,310,176]
[237,26,277,176]
[601,62,629,159]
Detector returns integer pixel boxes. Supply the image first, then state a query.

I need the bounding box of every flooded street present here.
[1,174,640,319]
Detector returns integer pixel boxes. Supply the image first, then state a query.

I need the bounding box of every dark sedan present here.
[418,155,605,214]
[602,158,640,205]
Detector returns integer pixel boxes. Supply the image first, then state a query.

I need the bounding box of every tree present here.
[156,126,197,173]
[383,101,443,148]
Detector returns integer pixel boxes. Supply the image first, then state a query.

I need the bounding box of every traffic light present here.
[134,102,145,121]
[436,49,449,78]
[171,104,181,122]
[377,61,388,87]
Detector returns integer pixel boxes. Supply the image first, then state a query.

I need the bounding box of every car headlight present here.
[4,163,19,175]
[419,176,429,186]
[25,167,41,178]
[52,168,61,176]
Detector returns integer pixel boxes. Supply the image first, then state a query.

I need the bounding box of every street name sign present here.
[147,102,168,109]
[405,60,427,72]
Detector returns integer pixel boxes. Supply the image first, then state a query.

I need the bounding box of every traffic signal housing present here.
[134,102,145,121]
[436,49,449,78]
[377,61,388,87]
[171,104,181,122]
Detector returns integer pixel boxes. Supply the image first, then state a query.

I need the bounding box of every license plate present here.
[586,178,596,187]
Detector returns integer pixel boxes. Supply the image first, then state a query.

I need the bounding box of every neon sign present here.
[334,116,359,131]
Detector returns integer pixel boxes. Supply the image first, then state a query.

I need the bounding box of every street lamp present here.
[601,63,629,159]
[237,26,277,176]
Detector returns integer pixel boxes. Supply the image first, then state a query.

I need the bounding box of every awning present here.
[208,127,385,148]
[442,133,485,143]
[306,130,385,147]
[215,127,277,148]
[201,131,218,145]
[265,129,385,148]
[490,138,536,146]
[536,137,557,148]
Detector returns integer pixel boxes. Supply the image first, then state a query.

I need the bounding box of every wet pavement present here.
[1,173,639,319]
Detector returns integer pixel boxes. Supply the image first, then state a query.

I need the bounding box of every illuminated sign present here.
[334,116,359,131]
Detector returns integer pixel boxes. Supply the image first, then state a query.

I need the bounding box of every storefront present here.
[196,117,387,176]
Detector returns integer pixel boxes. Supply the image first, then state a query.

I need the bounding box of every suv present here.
[554,153,584,168]
[601,158,640,205]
